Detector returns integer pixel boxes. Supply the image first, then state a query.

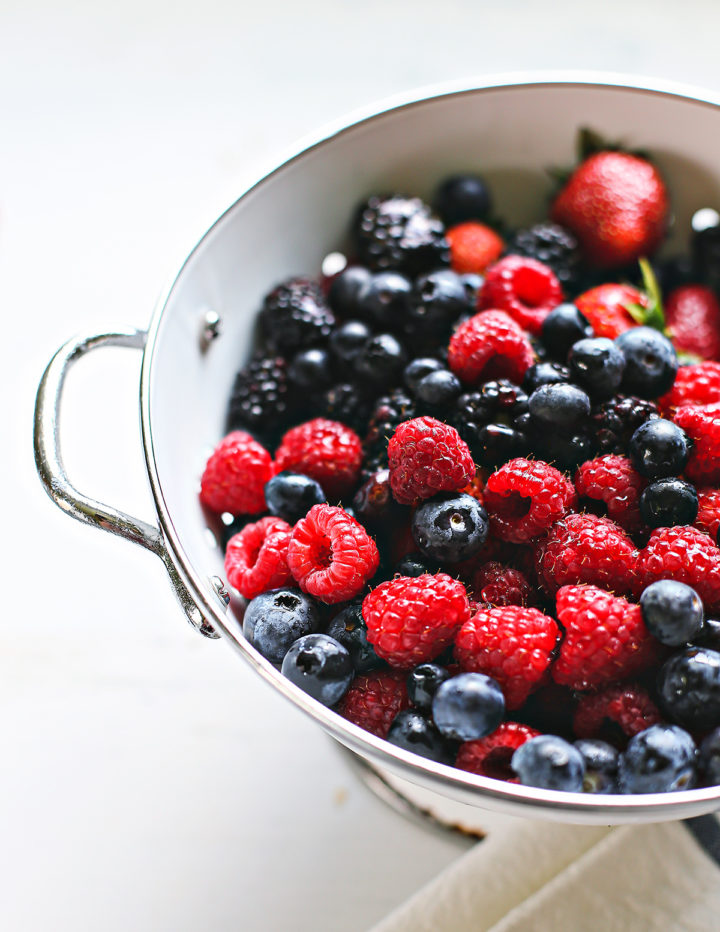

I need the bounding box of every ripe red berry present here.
[553,585,658,690]
[696,488,720,542]
[336,670,410,738]
[574,455,646,533]
[455,722,541,780]
[224,516,292,599]
[200,430,274,515]
[448,310,535,386]
[479,255,564,334]
[575,283,647,339]
[275,418,363,499]
[387,416,475,506]
[468,561,533,607]
[363,573,471,669]
[287,504,379,604]
[638,525,720,614]
[573,683,662,741]
[484,458,577,544]
[446,221,504,275]
[672,402,720,486]
[665,285,720,361]
[659,361,720,411]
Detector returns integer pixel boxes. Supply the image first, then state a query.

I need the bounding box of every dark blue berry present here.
[434,174,492,225]
[387,710,453,763]
[432,673,505,741]
[265,471,325,524]
[357,271,412,327]
[287,347,333,389]
[699,727,720,785]
[568,337,626,398]
[411,492,489,563]
[407,663,451,712]
[407,269,474,337]
[460,273,484,304]
[618,725,697,794]
[329,320,373,363]
[281,634,354,706]
[511,735,585,792]
[522,361,571,393]
[354,333,407,386]
[352,470,399,527]
[474,423,528,467]
[528,383,591,429]
[657,647,720,731]
[639,478,699,528]
[629,418,690,479]
[535,427,595,470]
[404,356,446,393]
[415,369,462,410]
[393,552,439,577]
[328,265,372,317]
[574,739,619,794]
[693,618,720,651]
[615,326,678,399]
[640,580,704,648]
[326,603,381,673]
[541,303,594,361]
[243,588,320,663]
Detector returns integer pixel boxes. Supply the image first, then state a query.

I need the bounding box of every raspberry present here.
[448,310,535,387]
[573,684,662,741]
[484,458,577,544]
[199,431,274,515]
[387,416,475,506]
[673,402,720,486]
[275,418,363,499]
[455,722,541,780]
[468,562,533,607]
[455,604,560,708]
[638,525,720,613]
[553,585,659,690]
[574,455,646,533]
[535,513,639,596]
[336,670,410,737]
[479,255,564,334]
[659,362,720,411]
[446,221,504,275]
[287,505,379,605]
[224,516,292,599]
[696,488,720,541]
[363,573,470,669]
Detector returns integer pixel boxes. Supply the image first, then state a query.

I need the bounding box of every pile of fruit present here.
[199,137,720,795]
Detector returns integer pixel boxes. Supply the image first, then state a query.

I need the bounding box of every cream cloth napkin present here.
[371,815,720,931]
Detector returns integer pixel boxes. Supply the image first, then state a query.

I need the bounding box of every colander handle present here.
[33,329,219,639]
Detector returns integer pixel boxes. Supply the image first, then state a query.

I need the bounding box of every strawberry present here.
[665,285,720,361]
[446,221,504,275]
[575,283,647,339]
[551,151,668,268]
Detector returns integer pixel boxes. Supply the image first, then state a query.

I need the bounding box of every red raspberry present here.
[469,562,533,607]
[573,684,662,741]
[199,430,274,515]
[638,525,720,614]
[455,722,541,780]
[287,504,379,605]
[446,221,504,275]
[455,604,560,708]
[336,670,410,738]
[363,573,470,669]
[275,418,362,499]
[553,585,658,690]
[224,516,292,599]
[659,361,720,411]
[696,488,720,541]
[484,458,577,544]
[535,513,639,597]
[387,416,475,506]
[479,255,564,334]
[673,403,720,486]
[448,310,535,387]
[574,455,645,533]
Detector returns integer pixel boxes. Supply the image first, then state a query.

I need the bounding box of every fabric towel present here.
[371,814,720,931]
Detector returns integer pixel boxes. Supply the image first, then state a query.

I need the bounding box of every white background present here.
[5,1,720,929]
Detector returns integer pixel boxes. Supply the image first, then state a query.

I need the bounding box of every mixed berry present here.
[200,134,720,796]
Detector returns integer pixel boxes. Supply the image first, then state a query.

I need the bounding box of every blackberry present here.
[453,380,529,465]
[507,222,581,292]
[354,194,450,276]
[592,395,660,455]
[226,355,291,435]
[364,389,416,468]
[259,277,335,354]
[313,382,371,433]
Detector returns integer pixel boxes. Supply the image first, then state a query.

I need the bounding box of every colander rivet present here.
[199,309,221,351]
[210,575,230,607]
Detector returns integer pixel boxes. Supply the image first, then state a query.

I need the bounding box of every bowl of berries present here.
[35,75,720,825]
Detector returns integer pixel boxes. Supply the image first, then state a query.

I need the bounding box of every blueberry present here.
[640,581,704,647]
[415,369,462,410]
[407,270,474,337]
[615,326,678,399]
[693,618,720,651]
[574,739,619,794]
[354,333,407,386]
[618,725,697,794]
[265,471,326,524]
[460,273,484,304]
[528,383,591,429]
[434,173,492,225]
[522,361,571,393]
[432,673,505,741]
[568,337,626,397]
[639,478,699,528]
[411,492,489,563]
[699,727,720,785]
[281,633,354,706]
[473,423,528,467]
[326,603,381,673]
[403,357,446,393]
[629,418,690,478]
[511,735,585,792]
[357,271,412,327]
[657,647,720,731]
[287,347,333,389]
[393,552,439,577]
[352,469,399,527]
[387,710,453,763]
[541,303,594,361]
[535,427,595,469]
[329,320,373,364]
[243,588,320,663]
[328,265,372,317]
[407,663,451,712]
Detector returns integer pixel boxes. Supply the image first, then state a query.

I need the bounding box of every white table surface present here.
[5,1,720,929]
